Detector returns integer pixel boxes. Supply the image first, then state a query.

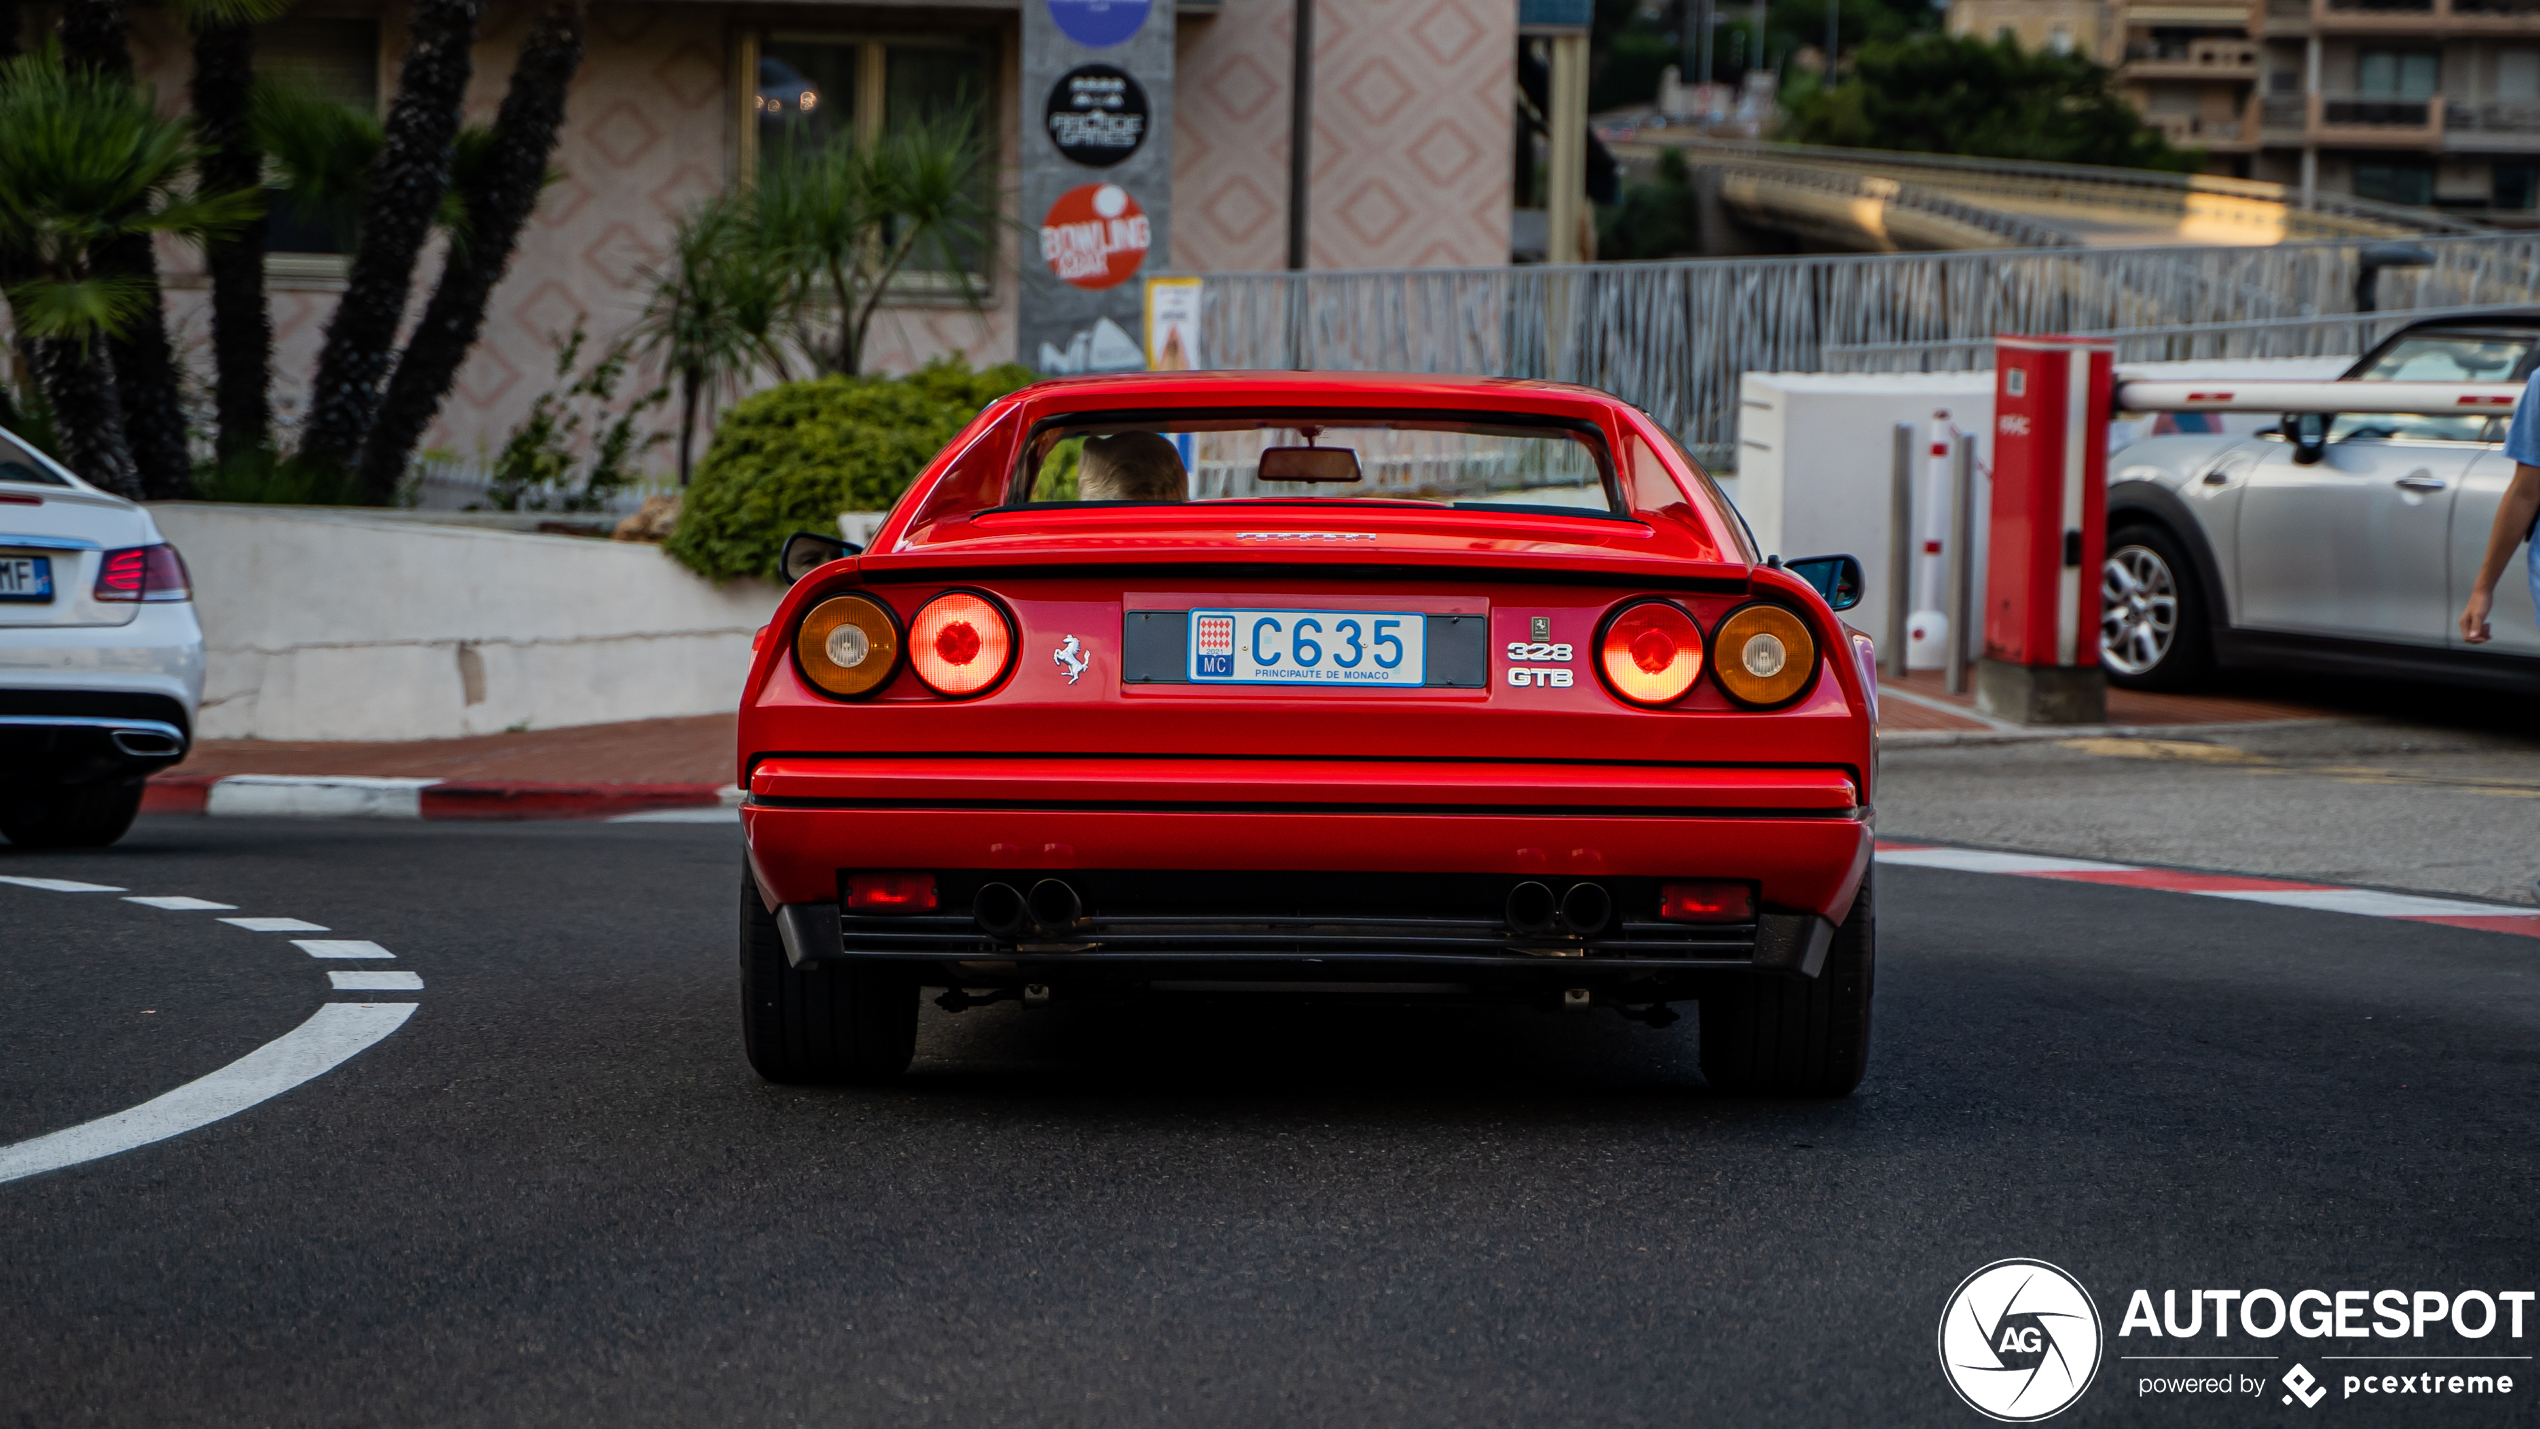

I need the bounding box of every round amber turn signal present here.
[795,594,900,698]
[1711,603,1816,707]
[1596,600,1704,706]
[909,591,1015,697]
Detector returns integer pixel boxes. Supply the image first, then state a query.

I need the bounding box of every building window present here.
[2049,24,2073,54]
[2356,50,2437,100]
[1996,24,2018,45]
[2354,162,2435,206]
[754,34,996,279]
[2500,50,2540,102]
[2498,165,2538,211]
[255,17,380,256]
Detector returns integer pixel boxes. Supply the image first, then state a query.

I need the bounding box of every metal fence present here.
[1821,302,2531,373]
[1184,231,2540,470]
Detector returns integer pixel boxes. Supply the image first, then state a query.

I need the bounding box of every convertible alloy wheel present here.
[2101,542,2180,677]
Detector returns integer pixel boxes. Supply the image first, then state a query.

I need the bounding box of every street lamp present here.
[2353,240,2433,314]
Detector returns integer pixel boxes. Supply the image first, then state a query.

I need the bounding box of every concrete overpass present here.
[1600,133,2481,254]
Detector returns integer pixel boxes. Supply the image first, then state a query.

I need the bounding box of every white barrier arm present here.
[2112,378,2522,415]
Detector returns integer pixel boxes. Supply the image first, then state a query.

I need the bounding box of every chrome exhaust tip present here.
[973,882,1028,940]
[1025,878,1083,934]
[109,728,183,759]
[1506,880,1558,935]
[1558,882,1612,937]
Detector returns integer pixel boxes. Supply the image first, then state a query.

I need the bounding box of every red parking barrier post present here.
[1977,335,2111,724]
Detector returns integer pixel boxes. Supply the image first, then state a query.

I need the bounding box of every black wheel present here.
[2102,523,2215,692]
[738,871,918,1084]
[1699,872,1874,1097]
[0,778,144,848]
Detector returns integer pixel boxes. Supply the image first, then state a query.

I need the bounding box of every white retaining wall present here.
[148,505,782,741]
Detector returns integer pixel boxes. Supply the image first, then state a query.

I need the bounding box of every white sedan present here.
[0,427,203,847]
[2104,313,2539,690]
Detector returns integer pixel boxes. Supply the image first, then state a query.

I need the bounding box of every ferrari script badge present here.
[1053,634,1090,684]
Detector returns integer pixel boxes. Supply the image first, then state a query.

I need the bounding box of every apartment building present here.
[1947,0,2539,214]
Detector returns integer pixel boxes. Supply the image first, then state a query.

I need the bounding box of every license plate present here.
[0,555,51,603]
[1188,608,1427,686]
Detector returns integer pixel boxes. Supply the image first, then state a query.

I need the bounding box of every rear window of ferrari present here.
[1010,411,1627,519]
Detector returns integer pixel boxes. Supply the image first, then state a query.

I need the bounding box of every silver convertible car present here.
[2103,311,2540,692]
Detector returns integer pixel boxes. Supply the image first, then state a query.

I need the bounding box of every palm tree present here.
[293,0,481,479]
[756,113,997,377]
[354,0,587,505]
[627,198,794,484]
[0,47,255,492]
[183,0,295,469]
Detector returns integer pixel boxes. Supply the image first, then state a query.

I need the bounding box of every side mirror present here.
[1785,553,1864,611]
[779,531,854,585]
[2285,412,2329,466]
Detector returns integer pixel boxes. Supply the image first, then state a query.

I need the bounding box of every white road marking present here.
[0,875,127,893]
[1873,847,2132,876]
[0,1003,417,1185]
[326,970,422,990]
[123,895,238,911]
[218,916,330,932]
[293,939,395,959]
[2202,887,2526,919]
[609,806,741,823]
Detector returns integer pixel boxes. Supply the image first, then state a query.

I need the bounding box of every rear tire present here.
[1699,873,1874,1097]
[0,778,145,848]
[2102,523,2215,692]
[738,871,918,1084]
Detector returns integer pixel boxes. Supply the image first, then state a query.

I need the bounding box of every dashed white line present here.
[326,969,423,990]
[293,939,395,959]
[0,1003,417,1185]
[0,876,125,893]
[123,895,238,911]
[218,916,331,932]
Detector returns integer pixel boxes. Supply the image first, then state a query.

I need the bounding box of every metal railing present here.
[1822,302,2535,372]
[1181,231,2540,471]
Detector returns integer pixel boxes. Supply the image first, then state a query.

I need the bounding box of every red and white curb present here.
[0,874,421,1184]
[143,775,742,822]
[1877,843,2540,939]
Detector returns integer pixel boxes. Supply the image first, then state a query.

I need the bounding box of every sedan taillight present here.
[94,543,189,602]
[909,591,1016,697]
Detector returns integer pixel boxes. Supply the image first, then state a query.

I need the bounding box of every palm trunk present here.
[193,19,270,467]
[353,0,584,504]
[33,340,140,496]
[59,0,192,498]
[676,372,701,485]
[294,0,482,482]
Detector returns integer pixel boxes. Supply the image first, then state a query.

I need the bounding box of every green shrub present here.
[665,356,1033,581]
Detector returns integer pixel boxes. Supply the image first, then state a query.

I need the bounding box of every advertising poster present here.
[1020,0,1171,374]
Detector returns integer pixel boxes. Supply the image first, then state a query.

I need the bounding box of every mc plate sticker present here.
[1188,609,1427,686]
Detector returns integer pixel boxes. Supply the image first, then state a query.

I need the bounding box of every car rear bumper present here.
[741,755,1872,979]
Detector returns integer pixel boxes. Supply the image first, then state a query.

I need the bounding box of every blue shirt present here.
[2505,368,2540,468]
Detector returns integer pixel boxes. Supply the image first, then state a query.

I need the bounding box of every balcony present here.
[2312,0,2540,28]
[2145,101,2263,150]
[2307,91,2446,146]
[2445,99,2540,146]
[2121,38,2262,78]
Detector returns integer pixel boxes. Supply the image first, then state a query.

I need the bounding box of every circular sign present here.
[1044,64,1149,168]
[1937,1259,2103,1422]
[1045,0,1150,49]
[1039,183,1149,290]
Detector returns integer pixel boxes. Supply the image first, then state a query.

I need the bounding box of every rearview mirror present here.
[2284,412,2329,466]
[1257,446,1362,482]
[779,531,853,585]
[1785,554,1864,611]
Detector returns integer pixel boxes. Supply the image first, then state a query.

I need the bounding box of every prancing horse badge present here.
[1053,634,1090,684]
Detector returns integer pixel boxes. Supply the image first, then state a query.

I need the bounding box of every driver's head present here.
[1078,432,1187,502]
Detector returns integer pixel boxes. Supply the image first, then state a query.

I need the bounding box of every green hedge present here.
[665,358,1034,581]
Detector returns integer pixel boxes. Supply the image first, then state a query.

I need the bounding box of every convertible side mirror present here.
[2284,412,2330,466]
[1785,553,1864,611]
[779,531,855,585]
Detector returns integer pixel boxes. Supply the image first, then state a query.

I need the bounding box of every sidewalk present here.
[1877,668,2333,738]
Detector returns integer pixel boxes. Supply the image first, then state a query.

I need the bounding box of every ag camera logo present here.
[1939,1259,2104,1421]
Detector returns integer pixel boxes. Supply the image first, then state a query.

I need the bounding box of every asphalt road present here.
[5,816,2537,1427]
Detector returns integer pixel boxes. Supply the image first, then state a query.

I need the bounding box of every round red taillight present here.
[1597,599,1704,706]
[908,591,1015,697]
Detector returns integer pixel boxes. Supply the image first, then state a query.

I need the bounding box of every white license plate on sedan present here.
[0,555,52,603]
[1189,608,1427,686]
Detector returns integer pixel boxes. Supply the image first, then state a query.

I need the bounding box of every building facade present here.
[1946,0,2540,215]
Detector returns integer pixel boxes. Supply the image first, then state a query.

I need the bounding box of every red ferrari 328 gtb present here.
[736,372,1878,1094]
